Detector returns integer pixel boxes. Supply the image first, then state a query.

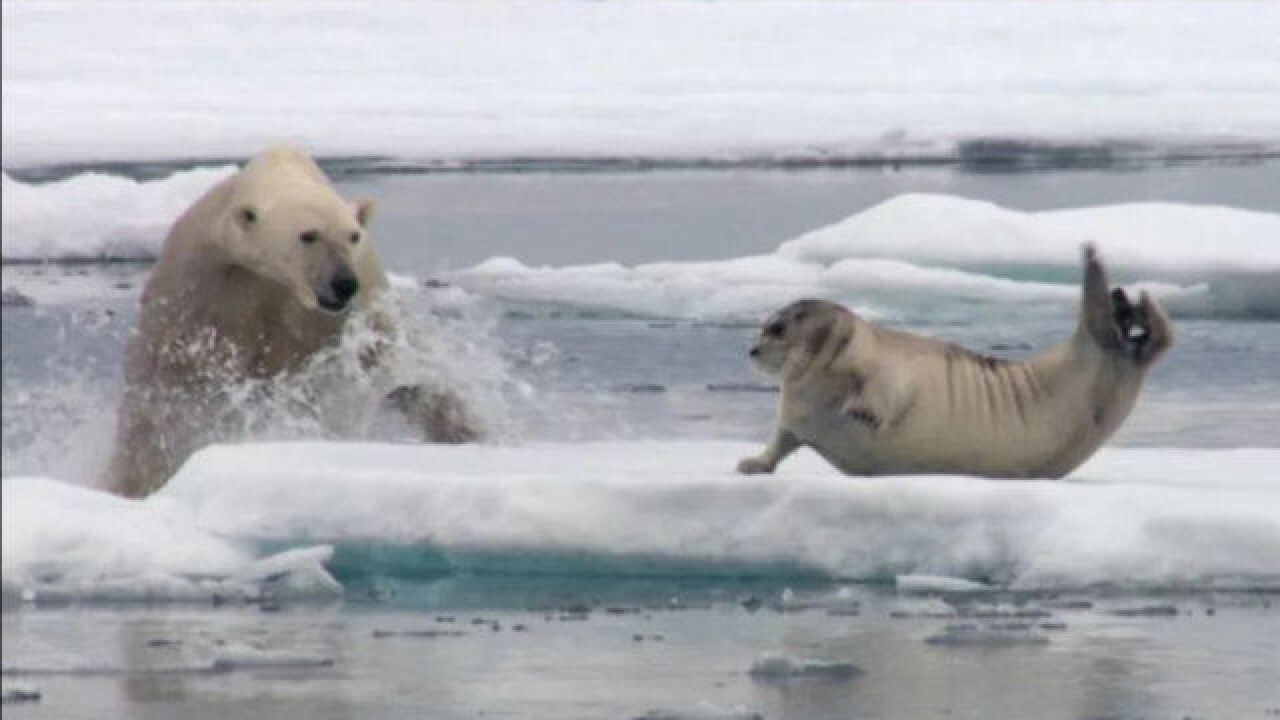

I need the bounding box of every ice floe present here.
[5,441,1277,601]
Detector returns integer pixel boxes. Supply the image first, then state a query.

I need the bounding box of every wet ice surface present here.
[3,585,1278,720]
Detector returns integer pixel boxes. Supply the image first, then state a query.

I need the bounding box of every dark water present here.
[4,162,1279,718]
[341,162,1280,270]
[4,586,1278,720]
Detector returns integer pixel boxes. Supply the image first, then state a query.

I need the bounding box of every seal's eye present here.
[299,230,319,245]
[350,231,361,245]
[764,321,786,337]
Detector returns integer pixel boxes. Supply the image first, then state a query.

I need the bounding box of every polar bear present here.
[106,147,479,498]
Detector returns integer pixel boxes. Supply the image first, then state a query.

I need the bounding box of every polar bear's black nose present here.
[331,272,359,305]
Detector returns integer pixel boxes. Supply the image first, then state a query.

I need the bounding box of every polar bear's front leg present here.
[384,385,481,444]
[737,429,800,474]
[105,393,181,498]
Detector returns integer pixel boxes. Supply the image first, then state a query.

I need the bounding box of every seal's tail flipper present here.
[1080,243,1122,350]
[1078,244,1173,365]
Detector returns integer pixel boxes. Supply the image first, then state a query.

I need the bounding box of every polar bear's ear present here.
[236,204,259,228]
[355,199,375,228]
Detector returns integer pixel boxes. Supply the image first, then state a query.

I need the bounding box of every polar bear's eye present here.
[299,231,319,245]
[350,232,361,245]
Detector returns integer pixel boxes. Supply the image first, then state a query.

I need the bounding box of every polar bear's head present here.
[225,195,376,314]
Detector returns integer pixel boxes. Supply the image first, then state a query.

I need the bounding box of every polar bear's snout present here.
[318,267,360,312]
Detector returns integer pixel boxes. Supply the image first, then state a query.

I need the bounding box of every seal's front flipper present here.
[840,396,882,430]
[737,430,800,474]
[384,385,482,443]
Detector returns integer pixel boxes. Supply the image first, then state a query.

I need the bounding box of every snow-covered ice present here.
[0,477,340,604]
[1,166,235,262]
[4,1,1279,166]
[453,194,1280,320]
[4,442,1277,602]
[777,194,1280,273]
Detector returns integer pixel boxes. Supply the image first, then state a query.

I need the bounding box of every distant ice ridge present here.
[6,175,1278,319]
[455,194,1280,320]
[1,167,235,262]
[4,1,1280,165]
[778,194,1280,273]
[5,441,1273,600]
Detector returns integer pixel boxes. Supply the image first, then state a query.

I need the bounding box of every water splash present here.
[1,284,527,488]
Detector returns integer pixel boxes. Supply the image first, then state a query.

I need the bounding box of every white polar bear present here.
[106,147,479,498]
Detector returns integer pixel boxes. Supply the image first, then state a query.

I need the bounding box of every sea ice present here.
[0,682,41,705]
[748,653,861,682]
[4,1,1279,165]
[1,476,341,604]
[896,574,994,595]
[5,441,1278,599]
[453,195,1279,320]
[924,623,1050,647]
[1,167,236,262]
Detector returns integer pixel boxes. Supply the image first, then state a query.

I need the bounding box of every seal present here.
[737,245,1172,478]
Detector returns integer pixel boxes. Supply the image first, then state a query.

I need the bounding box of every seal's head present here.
[748,298,851,377]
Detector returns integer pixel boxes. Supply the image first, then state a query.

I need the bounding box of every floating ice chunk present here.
[1,477,248,603]
[154,442,1280,591]
[1,682,41,705]
[8,443,1280,597]
[1,287,34,307]
[371,629,467,639]
[889,597,958,620]
[0,478,340,604]
[228,545,343,602]
[771,586,862,615]
[896,574,994,595]
[211,646,335,672]
[779,194,1280,272]
[454,196,1277,320]
[925,623,1050,647]
[1,663,215,677]
[1111,604,1180,617]
[636,704,763,720]
[748,653,861,682]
